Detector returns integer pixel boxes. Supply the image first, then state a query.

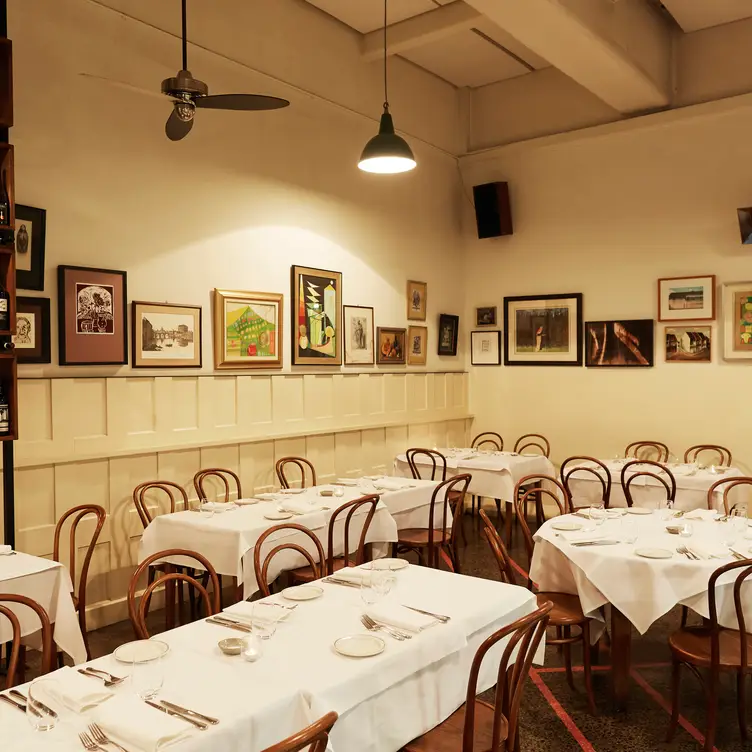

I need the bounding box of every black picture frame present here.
[437,313,459,356]
[15,204,46,291]
[14,296,51,364]
[585,319,655,368]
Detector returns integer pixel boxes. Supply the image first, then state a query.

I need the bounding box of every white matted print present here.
[658,275,715,322]
[344,305,374,365]
[471,330,501,365]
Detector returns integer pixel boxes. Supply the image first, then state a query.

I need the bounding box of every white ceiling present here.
[659,0,752,32]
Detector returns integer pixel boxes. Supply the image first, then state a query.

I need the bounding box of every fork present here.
[89,723,131,752]
[362,614,411,640]
[79,732,105,751]
[677,546,698,560]
[82,667,126,685]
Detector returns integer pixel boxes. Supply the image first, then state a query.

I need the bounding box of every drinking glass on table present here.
[586,503,606,531]
[659,498,675,521]
[199,498,214,519]
[621,518,638,545]
[26,678,59,732]
[131,654,164,700]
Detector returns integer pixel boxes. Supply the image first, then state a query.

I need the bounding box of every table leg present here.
[611,606,632,711]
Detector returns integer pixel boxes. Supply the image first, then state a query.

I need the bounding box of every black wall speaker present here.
[472,182,513,239]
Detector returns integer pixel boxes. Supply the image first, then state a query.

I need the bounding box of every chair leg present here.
[79,609,92,662]
[582,622,597,715]
[705,670,719,752]
[680,605,689,628]
[555,626,563,654]
[737,671,748,742]
[562,627,574,690]
[666,659,681,742]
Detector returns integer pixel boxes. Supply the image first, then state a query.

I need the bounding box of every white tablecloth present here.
[0,553,87,665]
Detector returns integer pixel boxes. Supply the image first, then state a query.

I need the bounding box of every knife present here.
[402,605,451,623]
[570,540,620,547]
[145,700,208,730]
[0,694,27,713]
[206,617,252,633]
[9,689,57,718]
[160,700,219,725]
[322,577,360,589]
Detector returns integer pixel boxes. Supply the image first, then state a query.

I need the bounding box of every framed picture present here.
[471,330,501,365]
[738,208,752,244]
[57,265,127,366]
[406,280,427,321]
[213,289,283,369]
[343,305,374,365]
[132,301,202,368]
[476,306,497,326]
[377,327,406,364]
[585,319,654,367]
[14,296,50,364]
[658,275,715,322]
[15,204,46,291]
[292,265,342,366]
[504,293,582,366]
[437,313,459,356]
[407,325,427,366]
[722,281,752,360]
[665,326,711,363]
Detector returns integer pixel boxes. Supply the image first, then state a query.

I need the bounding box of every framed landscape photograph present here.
[585,319,654,368]
[57,265,127,366]
[14,296,50,364]
[437,313,459,356]
[504,293,582,366]
[658,275,715,322]
[471,330,501,366]
[406,280,427,321]
[132,301,202,368]
[214,289,282,369]
[292,265,342,366]
[665,326,711,363]
[407,325,427,366]
[476,306,497,326]
[343,305,374,365]
[15,204,46,291]
[722,281,752,361]
[377,327,406,365]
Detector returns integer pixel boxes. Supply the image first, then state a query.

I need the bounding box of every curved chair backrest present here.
[129,549,220,639]
[621,460,676,508]
[254,524,327,597]
[405,448,448,481]
[275,457,317,489]
[707,477,752,514]
[685,444,732,467]
[261,711,339,752]
[194,468,242,502]
[479,509,517,585]
[707,561,752,672]
[624,441,669,462]
[471,432,504,451]
[425,474,471,568]
[0,595,54,687]
[560,456,612,508]
[133,481,188,527]
[326,495,379,574]
[514,434,550,458]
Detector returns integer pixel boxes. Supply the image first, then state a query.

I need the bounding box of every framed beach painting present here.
[658,275,715,322]
[585,319,654,368]
[377,327,406,365]
[292,265,342,366]
[132,301,202,368]
[14,296,51,364]
[407,325,427,366]
[343,305,374,365]
[722,281,752,360]
[406,280,427,321]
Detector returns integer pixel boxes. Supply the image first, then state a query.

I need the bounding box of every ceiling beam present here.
[361,1,481,63]
[463,0,671,113]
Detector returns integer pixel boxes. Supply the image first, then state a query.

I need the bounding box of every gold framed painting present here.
[292,265,342,366]
[722,281,752,360]
[407,280,427,321]
[132,301,202,368]
[377,327,406,365]
[407,325,427,365]
[213,289,283,369]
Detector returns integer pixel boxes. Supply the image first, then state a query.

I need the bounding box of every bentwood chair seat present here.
[0,595,54,688]
[402,700,500,752]
[396,528,452,548]
[669,626,752,669]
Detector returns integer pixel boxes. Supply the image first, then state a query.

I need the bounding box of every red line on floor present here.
[535,661,669,674]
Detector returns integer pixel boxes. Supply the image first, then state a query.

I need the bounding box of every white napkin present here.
[235,498,260,506]
[223,600,289,625]
[200,501,236,512]
[686,543,728,560]
[684,509,721,521]
[0,544,12,555]
[366,603,436,633]
[256,493,280,500]
[336,478,360,486]
[278,499,323,515]
[47,666,113,713]
[373,479,413,491]
[560,531,605,544]
[327,568,369,584]
[92,695,192,752]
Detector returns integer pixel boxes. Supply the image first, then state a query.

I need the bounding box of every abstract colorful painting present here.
[722,282,752,360]
[291,265,342,366]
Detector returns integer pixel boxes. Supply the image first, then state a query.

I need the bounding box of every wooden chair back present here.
[194,468,242,502]
[685,444,732,467]
[707,477,752,514]
[326,494,379,573]
[275,457,317,489]
[426,474,471,568]
[479,509,516,585]
[471,432,504,451]
[128,549,220,639]
[514,434,550,457]
[461,601,552,752]
[261,711,338,752]
[133,481,188,527]
[405,448,448,481]
[624,441,669,462]
[620,460,676,508]
[254,523,327,597]
[560,456,612,508]
[0,595,54,687]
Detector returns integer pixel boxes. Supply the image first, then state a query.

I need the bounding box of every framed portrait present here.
[132,301,202,368]
[292,265,342,366]
[407,325,427,366]
[476,306,497,326]
[722,281,752,360]
[406,280,427,321]
[15,204,46,291]
[665,326,711,363]
[658,275,715,322]
[213,289,282,369]
[57,265,127,366]
[377,327,406,365]
[504,293,582,366]
[438,313,459,356]
[471,330,501,366]
[343,305,374,365]
[585,319,654,368]
[14,296,50,364]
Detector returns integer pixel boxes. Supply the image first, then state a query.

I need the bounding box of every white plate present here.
[635,548,673,559]
[334,634,385,658]
[256,493,280,500]
[235,498,260,506]
[264,511,293,521]
[114,639,169,664]
[626,507,653,515]
[360,558,409,571]
[363,475,384,481]
[552,521,582,532]
[200,502,237,513]
[605,509,626,518]
[282,585,324,601]
[279,488,306,495]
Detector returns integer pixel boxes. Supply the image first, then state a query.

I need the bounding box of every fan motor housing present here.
[161,69,208,98]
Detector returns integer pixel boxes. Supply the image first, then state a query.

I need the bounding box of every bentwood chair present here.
[624,441,670,462]
[290,495,379,583]
[53,504,106,660]
[254,524,327,597]
[620,460,676,508]
[0,595,54,688]
[666,560,752,752]
[469,433,504,520]
[395,474,470,573]
[708,477,752,514]
[128,549,220,639]
[194,468,242,502]
[560,456,612,509]
[514,434,550,457]
[261,711,339,752]
[685,444,733,467]
[275,457,317,489]
[479,509,517,586]
[403,601,553,752]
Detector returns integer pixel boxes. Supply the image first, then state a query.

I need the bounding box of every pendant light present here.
[358,0,417,174]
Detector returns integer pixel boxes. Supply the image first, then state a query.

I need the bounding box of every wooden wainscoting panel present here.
[15,465,55,555]
[237,375,273,431]
[433,372,447,410]
[306,433,336,484]
[239,440,275,495]
[335,431,363,479]
[272,374,305,430]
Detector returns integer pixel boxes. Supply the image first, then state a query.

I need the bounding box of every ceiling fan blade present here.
[165,109,194,141]
[79,72,164,100]
[195,93,290,111]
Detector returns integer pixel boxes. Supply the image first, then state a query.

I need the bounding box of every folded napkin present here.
[336,478,360,486]
[223,600,289,625]
[256,493,280,500]
[278,499,322,515]
[200,501,237,512]
[0,544,12,555]
[685,543,728,560]
[373,479,413,491]
[327,568,369,584]
[560,532,605,544]
[92,695,192,752]
[47,666,113,713]
[235,498,260,506]
[684,509,721,521]
[366,603,436,633]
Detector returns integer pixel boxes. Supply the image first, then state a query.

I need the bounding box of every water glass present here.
[587,503,606,530]
[333,486,345,498]
[199,498,214,519]
[371,560,396,598]
[621,519,638,544]
[131,654,164,700]
[26,679,58,732]
[659,498,675,521]
[732,507,748,537]
[679,521,694,538]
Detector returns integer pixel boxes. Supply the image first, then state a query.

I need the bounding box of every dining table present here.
[2,564,541,752]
